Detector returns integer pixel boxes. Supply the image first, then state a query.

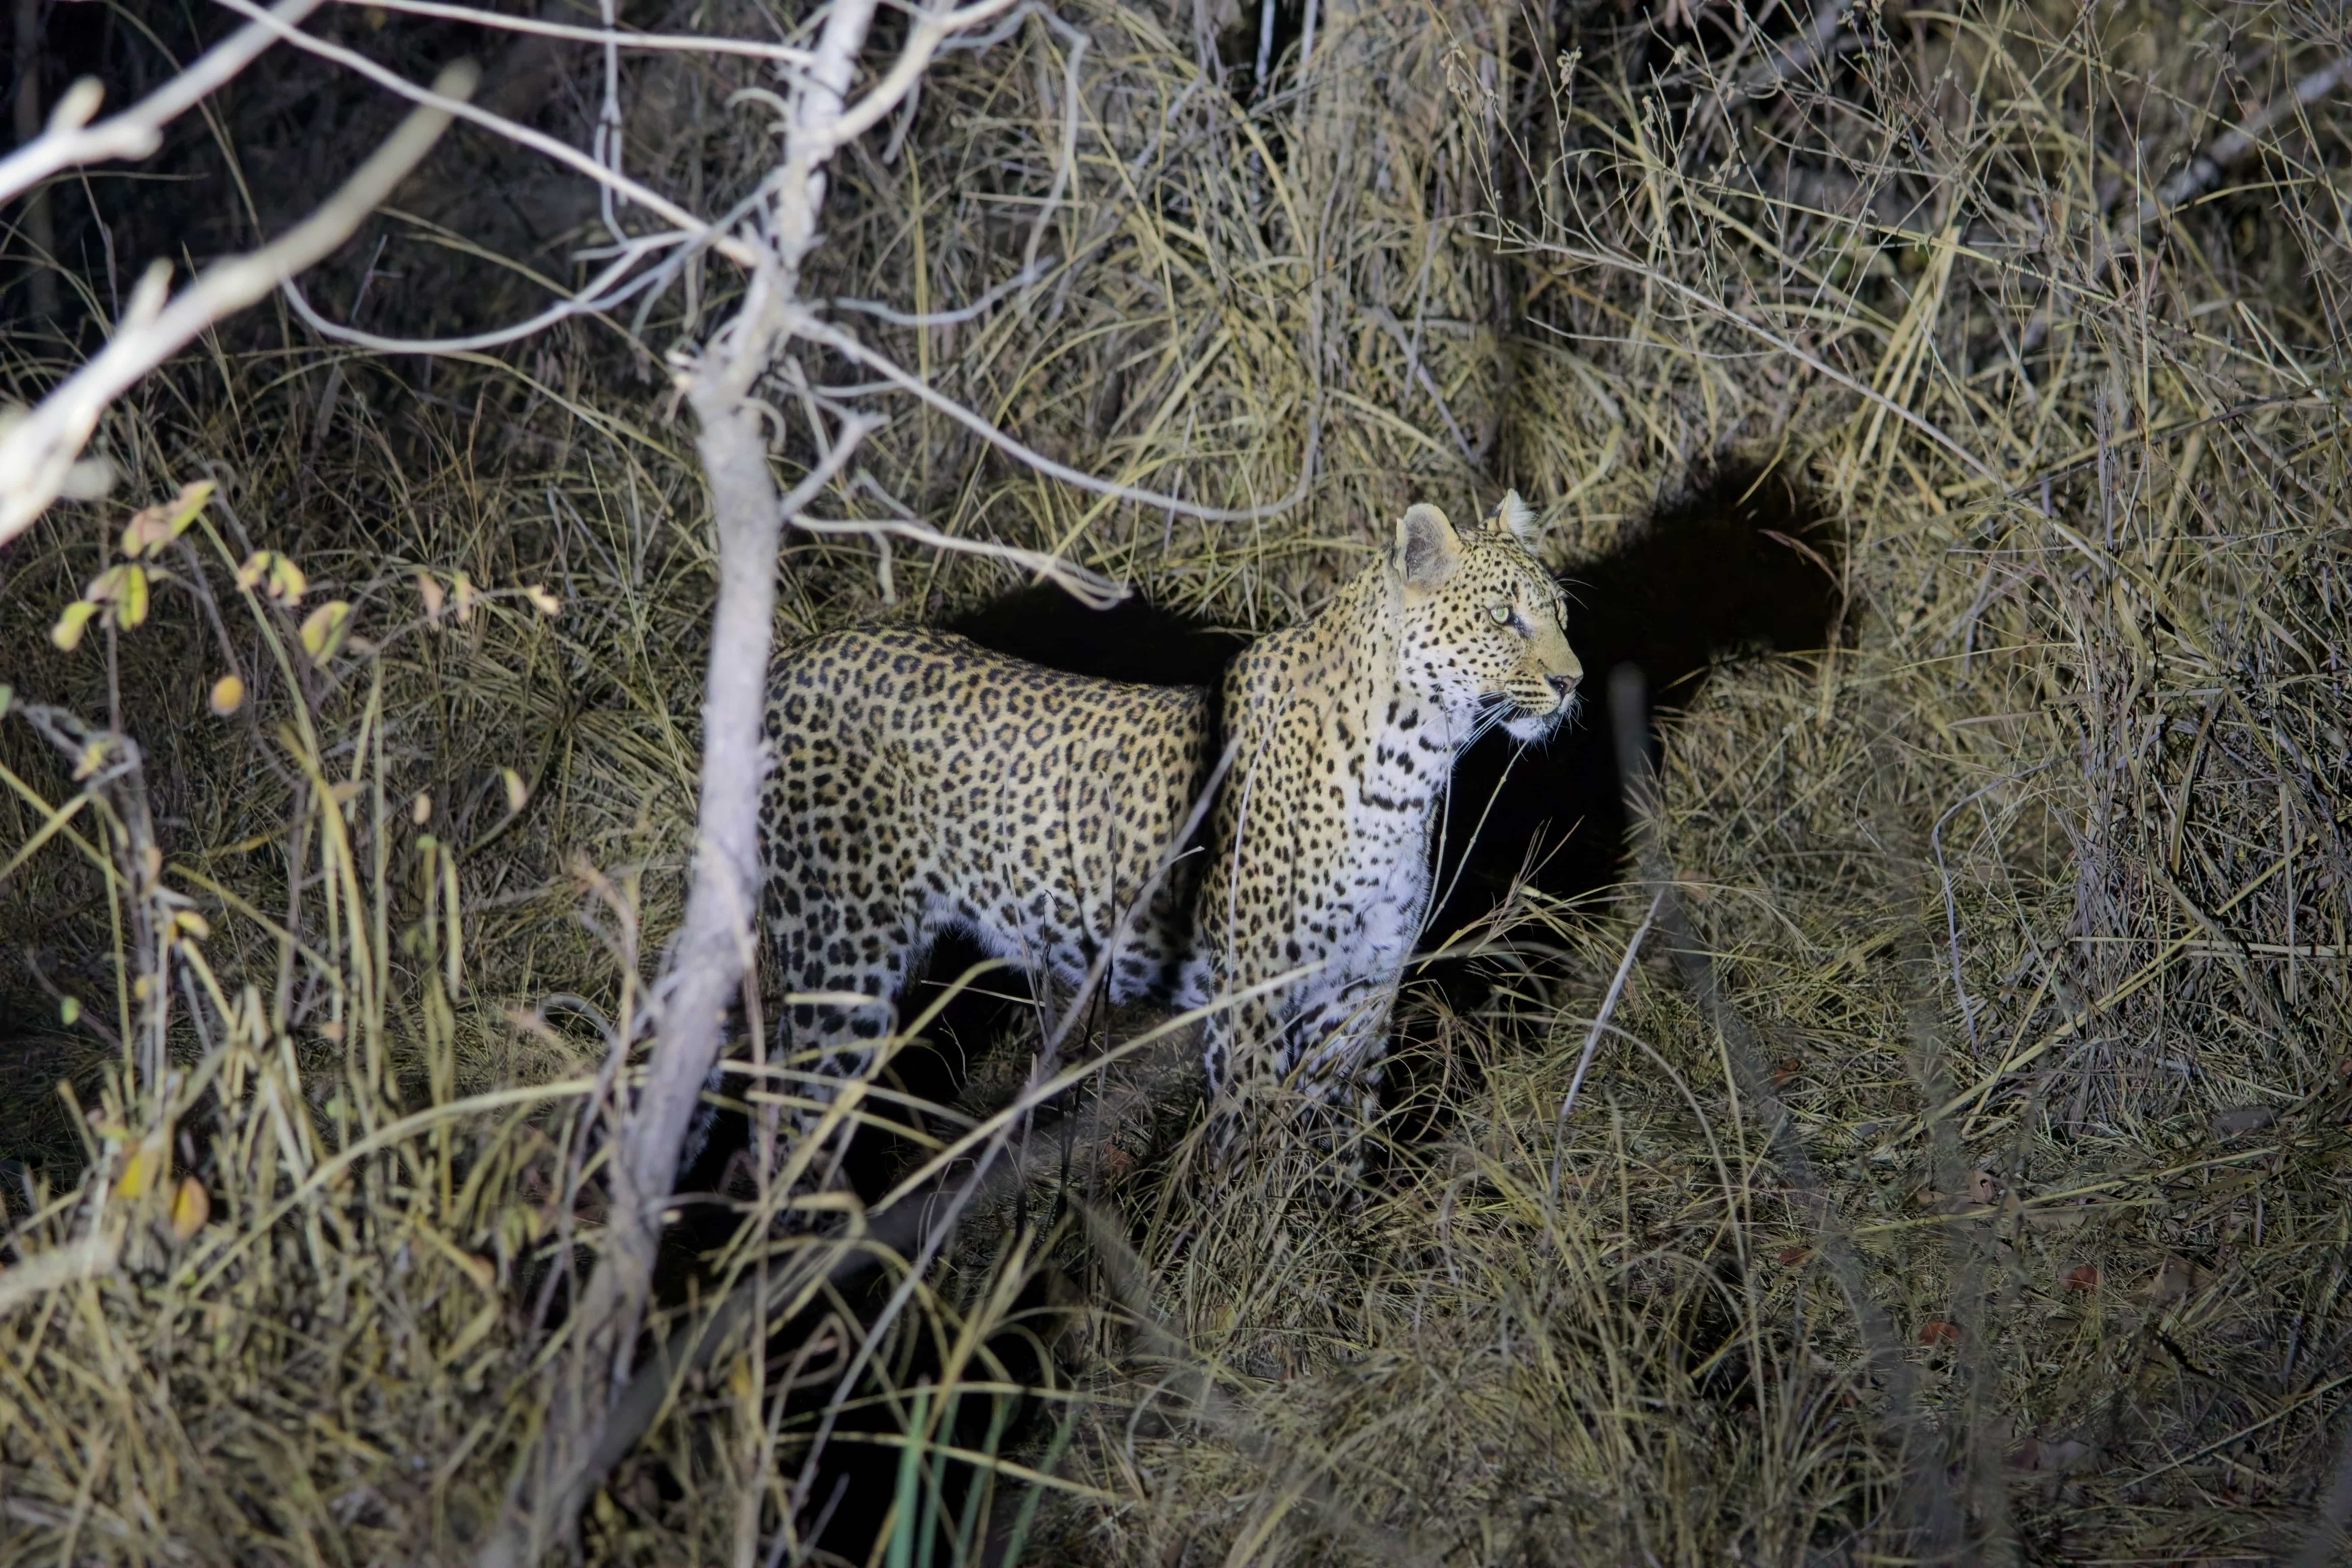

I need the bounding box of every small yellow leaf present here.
[268,556,307,605]
[298,600,351,662]
[59,996,80,1025]
[0,683,12,717]
[172,909,211,941]
[121,480,213,558]
[523,583,561,616]
[235,552,268,591]
[118,1133,168,1200]
[116,564,149,629]
[169,1175,210,1240]
[411,791,432,825]
[452,571,477,624]
[209,673,245,715]
[416,571,445,624]
[120,505,169,558]
[500,767,528,814]
[51,599,98,651]
[166,479,215,536]
[318,1020,346,1044]
[72,738,107,779]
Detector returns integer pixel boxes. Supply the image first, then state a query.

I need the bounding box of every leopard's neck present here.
[1200,562,1459,950]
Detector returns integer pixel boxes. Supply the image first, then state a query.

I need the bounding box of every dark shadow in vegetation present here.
[625,1249,1078,1566]
[0,1001,100,1220]
[1430,455,1841,938]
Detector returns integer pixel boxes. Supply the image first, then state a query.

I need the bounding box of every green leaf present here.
[50,600,99,652]
[299,600,351,662]
[116,564,149,630]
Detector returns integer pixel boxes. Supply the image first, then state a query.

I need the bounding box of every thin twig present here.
[323,0,817,66]
[282,231,678,355]
[832,255,1052,325]
[791,515,1125,608]
[1548,887,1660,1204]
[788,310,1323,522]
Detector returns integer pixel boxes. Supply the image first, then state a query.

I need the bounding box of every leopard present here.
[693,492,1582,1175]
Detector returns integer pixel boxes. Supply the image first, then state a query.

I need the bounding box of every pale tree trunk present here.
[482,4,879,1559]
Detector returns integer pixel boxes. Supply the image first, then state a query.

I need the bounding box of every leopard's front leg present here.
[1283,975,1400,1127]
[1197,943,1396,1185]
[1195,971,1282,1161]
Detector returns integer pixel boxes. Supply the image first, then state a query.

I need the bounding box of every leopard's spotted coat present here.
[725,494,1582,1156]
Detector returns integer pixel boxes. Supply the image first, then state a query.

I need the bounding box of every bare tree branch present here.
[0,0,327,205]
[475,0,1064,1553]
[2139,54,2352,227]
[0,62,479,546]
[208,0,740,256]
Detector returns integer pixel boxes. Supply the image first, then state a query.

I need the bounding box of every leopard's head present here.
[1391,493,1583,743]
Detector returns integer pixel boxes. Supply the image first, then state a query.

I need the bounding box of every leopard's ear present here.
[1394,503,1462,589]
[1487,489,1541,547]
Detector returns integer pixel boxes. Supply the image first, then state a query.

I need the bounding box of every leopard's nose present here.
[1546,671,1580,702]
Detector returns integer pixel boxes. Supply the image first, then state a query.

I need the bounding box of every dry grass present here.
[3,0,2349,1562]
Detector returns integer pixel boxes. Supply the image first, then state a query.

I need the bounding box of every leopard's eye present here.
[1487,603,1512,626]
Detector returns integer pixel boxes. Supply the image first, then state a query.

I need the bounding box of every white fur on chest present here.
[1319,700,1448,982]
[1341,835,1430,967]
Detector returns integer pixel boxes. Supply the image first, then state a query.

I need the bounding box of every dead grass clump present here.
[888,0,2352,1560]
[4,0,2350,1561]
